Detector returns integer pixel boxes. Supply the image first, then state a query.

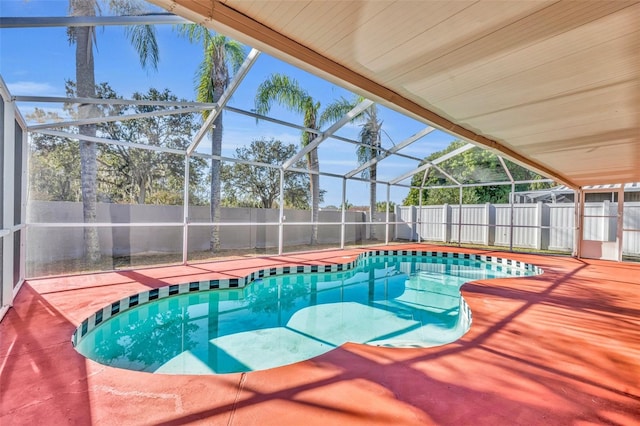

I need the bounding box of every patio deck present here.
[1,244,639,425]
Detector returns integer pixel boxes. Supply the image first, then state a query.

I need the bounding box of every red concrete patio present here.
[1,244,639,425]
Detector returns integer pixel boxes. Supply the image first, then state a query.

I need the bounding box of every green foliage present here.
[255,74,314,120]
[108,0,160,69]
[254,73,323,148]
[376,201,396,212]
[341,200,354,210]
[322,96,382,232]
[221,138,312,208]
[96,86,207,204]
[177,24,246,251]
[254,73,337,244]
[29,85,208,205]
[177,25,244,113]
[403,140,554,205]
[28,109,82,201]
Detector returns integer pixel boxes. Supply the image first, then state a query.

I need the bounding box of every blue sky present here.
[0,0,459,207]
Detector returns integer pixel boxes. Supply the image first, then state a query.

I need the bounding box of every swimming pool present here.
[73,250,541,374]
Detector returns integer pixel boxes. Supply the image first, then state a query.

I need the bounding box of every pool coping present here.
[72,249,542,348]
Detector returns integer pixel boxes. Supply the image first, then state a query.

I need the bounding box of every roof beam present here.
[234,104,423,162]
[282,99,374,170]
[35,129,185,155]
[390,143,475,184]
[497,156,514,183]
[14,95,209,108]
[433,165,461,186]
[344,125,434,178]
[226,105,321,136]
[186,47,260,156]
[0,14,189,28]
[423,179,554,190]
[28,106,208,131]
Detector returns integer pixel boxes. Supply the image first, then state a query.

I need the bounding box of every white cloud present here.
[7,81,61,96]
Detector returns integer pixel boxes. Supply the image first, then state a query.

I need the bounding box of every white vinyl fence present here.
[396,202,640,256]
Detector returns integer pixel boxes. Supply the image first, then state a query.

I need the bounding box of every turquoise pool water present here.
[75,255,537,374]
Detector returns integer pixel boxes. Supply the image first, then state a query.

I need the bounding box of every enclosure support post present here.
[340,178,346,249]
[1,92,16,316]
[417,187,423,243]
[616,186,624,262]
[278,169,285,255]
[575,189,583,258]
[181,157,190,265]
[19,126,27,283]
[457,186,463,247]
[385,183,390,245]
[510,182,515,252]
[417,167,429,243]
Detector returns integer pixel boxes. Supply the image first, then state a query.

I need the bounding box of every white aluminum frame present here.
[1,76,28,320]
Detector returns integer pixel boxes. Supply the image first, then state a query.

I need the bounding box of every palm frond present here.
[254,73,309,116]
[175,23,210,45]
[196,47,216,117]
[227,40,246,72]
[356,105,382,179]
[124,24,159,70]
[319,97,357,128]
[177,27,245,118]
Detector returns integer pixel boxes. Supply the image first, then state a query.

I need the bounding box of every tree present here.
[178,25,245,252]
[221,138,311,208]
[376,201,396,213]
[316,96,382,239]
[32,84,208,206]
[255,74,349,245]
[341,200,354,210]
[94,86,207,205]
[355,104,382,239]
[403,140,553,205]
[27,108,81,202]
[68,0,159,263]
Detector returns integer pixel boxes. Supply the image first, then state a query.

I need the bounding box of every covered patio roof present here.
[150,0,640,189]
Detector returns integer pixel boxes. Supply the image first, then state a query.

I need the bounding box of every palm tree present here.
[321,96,382,240]
[68,0,158,263]
[178,25,244,252]
[255,75,351,245]
[356,105,382,240]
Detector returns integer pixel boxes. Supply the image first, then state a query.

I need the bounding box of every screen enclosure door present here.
[579,189,623,261]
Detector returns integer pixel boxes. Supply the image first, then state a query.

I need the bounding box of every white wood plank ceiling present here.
[151,0,640,189]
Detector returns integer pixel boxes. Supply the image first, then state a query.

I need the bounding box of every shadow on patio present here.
[2,246,639,425]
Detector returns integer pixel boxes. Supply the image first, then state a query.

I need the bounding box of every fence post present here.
[410,205,417,241]
[539,202,550,250]
[603,200,610,242]
[385,183,390,245]
[394,205,400,241]
[533,202,541,249]
[484,203,491,246]
[443,203,450,243]
[181,156,190,264]
[488,203,496,246]
[340,177,346,249]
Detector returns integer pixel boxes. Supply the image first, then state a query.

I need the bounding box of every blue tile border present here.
[71,249,543,347]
